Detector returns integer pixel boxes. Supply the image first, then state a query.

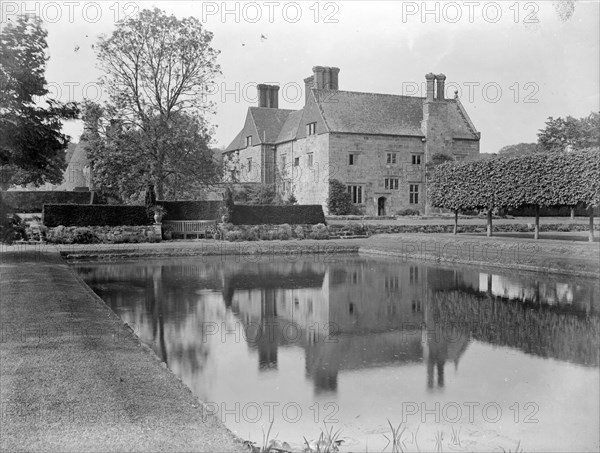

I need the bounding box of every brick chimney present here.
[304,75,314,103]
[312,66,340,90]
[268,85,279,108]
[313,66,326,90]
[329,67,340,90]
[425,73,436,101]
[436,74,446,101]
[257,84,279,108]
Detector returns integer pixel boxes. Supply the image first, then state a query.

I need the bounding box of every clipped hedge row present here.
[507,204,600,217]
[158,200,222,221]
[429,149,600,210]
[43,204,151,227]
[230,204,326,225]
[1,191,95,213]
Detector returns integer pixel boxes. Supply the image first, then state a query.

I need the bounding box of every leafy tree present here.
[497,143,538,157]
[232,183,282,205]
[91,8,221,200]
[86,106,221,202]
[537,112,599,152]
[327,179,357,215]
[0,15,79,188]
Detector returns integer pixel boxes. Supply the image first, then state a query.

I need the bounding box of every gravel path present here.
[0,250,245,452]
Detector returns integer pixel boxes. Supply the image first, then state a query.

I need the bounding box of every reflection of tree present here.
[432,291,600,366]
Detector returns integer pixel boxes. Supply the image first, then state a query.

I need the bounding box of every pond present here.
[73,254,600,452]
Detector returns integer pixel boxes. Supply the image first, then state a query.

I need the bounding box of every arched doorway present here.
[377,197,386,216]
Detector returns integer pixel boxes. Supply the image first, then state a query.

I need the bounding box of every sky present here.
[2,0,599,154]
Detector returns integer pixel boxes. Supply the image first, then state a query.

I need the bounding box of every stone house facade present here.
[224,67,480,215]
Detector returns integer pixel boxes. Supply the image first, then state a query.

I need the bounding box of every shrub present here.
[286,193,297,205]
[230,204,325,225]
[225,230,242,242]
[277,224,292,240]
[234,184,282,205]
[294,225,305,239]
[158,200,222,221]
[308,223,329,240]
[247,226,261,241]
[43,204,150,227]
[397,208,421,216]
[327,179,357,215]
[72,227,97,244]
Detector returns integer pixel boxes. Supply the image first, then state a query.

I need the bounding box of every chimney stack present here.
[329,67,340,90]
[313,66,326,90]
[312,66,340,90]
[257,84,279,108]
[425,73,436,101]
[304,75,314,104]
[436,74,446,101]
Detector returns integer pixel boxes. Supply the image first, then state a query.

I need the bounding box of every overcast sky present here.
[5,0,599,153]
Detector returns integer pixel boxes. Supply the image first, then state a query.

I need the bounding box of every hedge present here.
[43,204,151,227]
[1,191,95,213]
[230,204,326,225]
[429,149,600,239]
[507,204,600,217]
[158,200,222,221]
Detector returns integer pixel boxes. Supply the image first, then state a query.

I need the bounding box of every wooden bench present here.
[162,220,218,239]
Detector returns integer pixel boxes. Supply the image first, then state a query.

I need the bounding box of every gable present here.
[295,89,329,140]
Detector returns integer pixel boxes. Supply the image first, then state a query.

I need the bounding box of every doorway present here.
[377,197,386,216]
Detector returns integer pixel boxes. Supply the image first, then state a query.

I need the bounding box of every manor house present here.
[224,66,480,215]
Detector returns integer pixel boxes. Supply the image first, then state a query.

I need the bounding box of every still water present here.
[74,255,600,452]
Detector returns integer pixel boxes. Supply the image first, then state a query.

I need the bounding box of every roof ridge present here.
[314,89,426,100]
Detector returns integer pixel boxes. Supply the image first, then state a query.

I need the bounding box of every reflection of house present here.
[229,258,475,393]
[224,67,480,215]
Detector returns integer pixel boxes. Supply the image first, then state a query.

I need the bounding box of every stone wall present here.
[329,133,426,216]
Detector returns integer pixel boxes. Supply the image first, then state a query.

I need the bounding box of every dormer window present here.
[307,122,317,136]
[246,135,252,147]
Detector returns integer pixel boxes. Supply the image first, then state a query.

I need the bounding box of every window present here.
[411,154,422,165]
[281,155,286,167]
[385,178,399,190]
[409,184,419,204]
[410,266,419,284]
[347,185,363,204]
[349,154,356,165]
[307,153,314,167]
[386,153,397,164]
[246,135,252,147]
[294,157,300,167]
[307,122,317,136]
[247,158,252,172]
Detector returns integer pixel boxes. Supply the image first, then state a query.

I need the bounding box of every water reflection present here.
[74,256,600,451]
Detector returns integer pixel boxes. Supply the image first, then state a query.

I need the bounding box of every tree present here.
[86,105,221,202]
[0,15,79,188]
[232,183,282,205]
[92,8,221,200]
[327,179,357,215]
[537,112,600,152]
[497,143,539,157]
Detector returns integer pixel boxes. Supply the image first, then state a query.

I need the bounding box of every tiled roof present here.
[250,107,295,143]
[276,110,304,143]
[225,89,479,152]
[224,129,244,153]
[314,90,426,136]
